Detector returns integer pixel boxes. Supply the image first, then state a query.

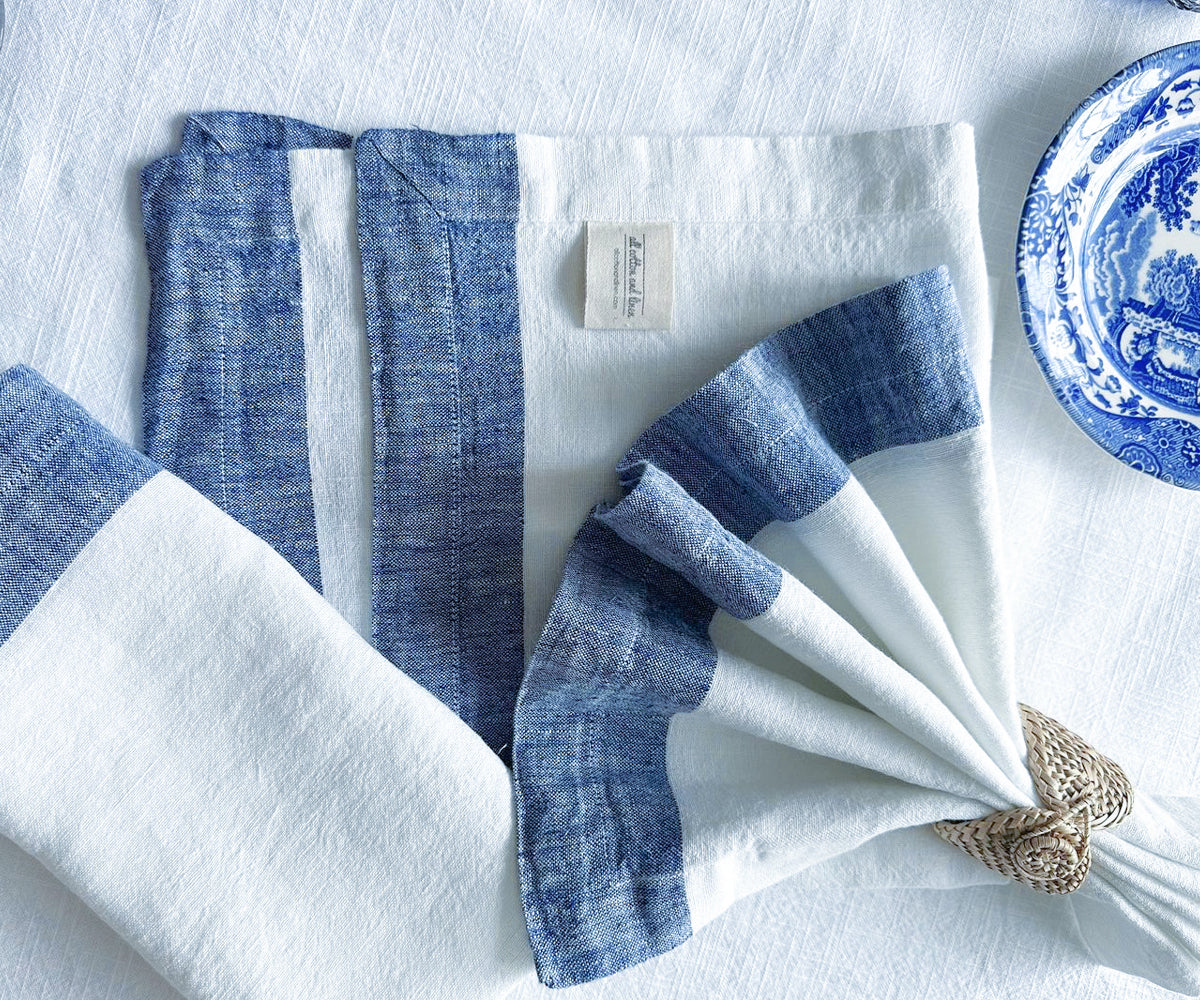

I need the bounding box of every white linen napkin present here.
[0,364,536,1000]
[513,266,1200,993]
[7,118,994,1000]
[4,118,1197,1000]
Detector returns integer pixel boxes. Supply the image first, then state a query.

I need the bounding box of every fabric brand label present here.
[583,221,674,330]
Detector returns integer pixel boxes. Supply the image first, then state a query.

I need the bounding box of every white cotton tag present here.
[583,221,674,329]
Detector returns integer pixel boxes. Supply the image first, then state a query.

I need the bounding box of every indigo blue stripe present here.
[514,519,715,988]
[0,366,158,645]
[514,268,985,987]
[355,129,524,760]
[623,266,982,537]
[597,462,782,621]
[141,114,351,592]
[781,266,982,462]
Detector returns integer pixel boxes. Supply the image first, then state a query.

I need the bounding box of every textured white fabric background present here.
[3,1,1200,998]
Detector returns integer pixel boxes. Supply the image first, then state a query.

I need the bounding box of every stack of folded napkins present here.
[0,113,1197,999]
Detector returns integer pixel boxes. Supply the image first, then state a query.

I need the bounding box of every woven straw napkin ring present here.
[935,704,1133,894]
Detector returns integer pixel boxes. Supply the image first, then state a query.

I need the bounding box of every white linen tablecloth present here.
[2,1,1200,997]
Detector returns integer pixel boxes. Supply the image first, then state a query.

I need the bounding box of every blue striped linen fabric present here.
[5,264,1200,996]
[130,121,1200,997]
[140,115,525,759]
[0,363,535,999]
[0,364,159,644]
[141,113,351,592]
[355,128,524,760]
[512,267,986,987]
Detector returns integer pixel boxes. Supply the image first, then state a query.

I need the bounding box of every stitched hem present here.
[0,366,158,645]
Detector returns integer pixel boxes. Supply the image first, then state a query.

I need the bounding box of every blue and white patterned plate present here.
[1018,41,1200,487]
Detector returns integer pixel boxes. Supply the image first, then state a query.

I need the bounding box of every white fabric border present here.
[290,147,374,639]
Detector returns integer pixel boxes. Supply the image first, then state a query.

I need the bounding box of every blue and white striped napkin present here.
[2,115,1196,999]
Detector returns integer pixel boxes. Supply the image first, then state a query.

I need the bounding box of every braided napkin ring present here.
[934,704,1133,894]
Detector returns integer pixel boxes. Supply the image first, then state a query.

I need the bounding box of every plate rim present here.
[1016,39,1200,488]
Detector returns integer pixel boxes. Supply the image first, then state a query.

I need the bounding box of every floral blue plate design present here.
[1018,41,1200,487]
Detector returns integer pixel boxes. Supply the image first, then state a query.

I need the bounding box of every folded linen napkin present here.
[0,364,535,999]
[141,114,525,760]
[7,114,996,999]
[5,114,1196,1000]
[513,267,1200,991]
[137,112,993,771]
[6,274,1197,998]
